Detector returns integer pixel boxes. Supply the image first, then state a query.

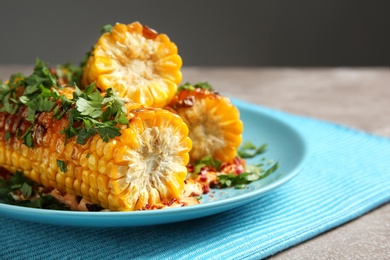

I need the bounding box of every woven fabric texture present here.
[1,106,389,260]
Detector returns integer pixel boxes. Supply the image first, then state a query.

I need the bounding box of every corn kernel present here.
[97,174,110,193]
[89,171,99,189]
[87,152,98,172]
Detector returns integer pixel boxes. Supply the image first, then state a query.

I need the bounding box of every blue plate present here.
[0,100,308,227]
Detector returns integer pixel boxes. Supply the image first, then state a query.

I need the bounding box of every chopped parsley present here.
[238,141,267,159]
[0,171,69,210]
[56,160,67,172]
[101,24,113,34]
[61,84,129,145]
[54,63,83,87]
[1,59,129,147]
[218,162,279,189]
[190,142,279,189]
[178,82,213,92]
[193,155,222,177]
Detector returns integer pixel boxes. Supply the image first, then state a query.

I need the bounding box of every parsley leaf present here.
[2,59,128,147]
[238,142,267,159]
[193,155,222,175]
[178,82,214,92]
[61,84,128,144]
[218,162,279,189]
[54,63,83,87]
[97,126,121,142]
[56,160,67,172]
[0,171,69,210]
[101,24,113,34]
[21,126,34,148]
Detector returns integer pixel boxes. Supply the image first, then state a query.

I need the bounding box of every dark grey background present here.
[0,0,389,67]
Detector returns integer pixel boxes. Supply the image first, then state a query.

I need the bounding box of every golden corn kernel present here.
[81,22,182,107]
[10,151,20,168]
[103,140,117,161]
[65,176,74,189]
[81,169,90,184]
[89,171,99,189]
[98,190,108,205]
[89,188,99,204]
[87,152,98,172]
[97,174,110,193]
[19,156,31,170]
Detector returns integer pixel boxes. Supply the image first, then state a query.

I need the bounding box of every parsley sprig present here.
[191,142,279,189]
[218,161,279,189]
[55,63,83,87]
[1,59,129,147]
[178,82,213,92]
[0,59,60,121]
[238,141,267,159]
[60,84,129,144]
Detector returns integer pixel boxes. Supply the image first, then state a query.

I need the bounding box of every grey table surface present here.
[1,66,389,259]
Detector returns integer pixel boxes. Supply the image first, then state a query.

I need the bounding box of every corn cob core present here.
[0,103,192,211]
[168,88,243,163]
[82,22,182,108]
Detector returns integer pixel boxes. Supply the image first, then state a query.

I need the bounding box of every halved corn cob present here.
[0,77,191,211]
[167,83,243,163]
[82,22,182,108]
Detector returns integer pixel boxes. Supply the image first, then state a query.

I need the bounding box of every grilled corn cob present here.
[0,65,192,211]
[82,22,182,108]
[167,83,243,163]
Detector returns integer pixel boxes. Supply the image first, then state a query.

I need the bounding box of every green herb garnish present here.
[1,59,129,147]
[60,84,128,145]
[218,162,279,189]
[56,160,67,172]
[0,171,69,210]
[238,141,267,159]
[178,82,214,92]
[190,142,279,189]
[55,63,83,87]
[101,24,114,34]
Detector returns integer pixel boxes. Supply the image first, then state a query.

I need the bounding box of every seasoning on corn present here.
[167,82,243,163]
[0,60,192,211]
[81,22,182,108]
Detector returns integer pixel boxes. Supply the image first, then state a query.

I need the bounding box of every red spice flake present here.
[186,164,194,173]
[235,164,245,174]
[189,191,201,197]
[202,185,210,194]
[142,204,151,210]
[142,25,158,40]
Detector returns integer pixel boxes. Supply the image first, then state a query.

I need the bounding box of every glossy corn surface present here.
[82,22,182,108]
[0,103,192,211]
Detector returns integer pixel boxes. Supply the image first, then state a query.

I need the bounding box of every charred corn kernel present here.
[0,102,191,211]
[82,22,182,108]
[167,86,243,163]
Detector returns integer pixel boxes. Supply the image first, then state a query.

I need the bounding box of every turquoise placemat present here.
[1,105,389,259]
